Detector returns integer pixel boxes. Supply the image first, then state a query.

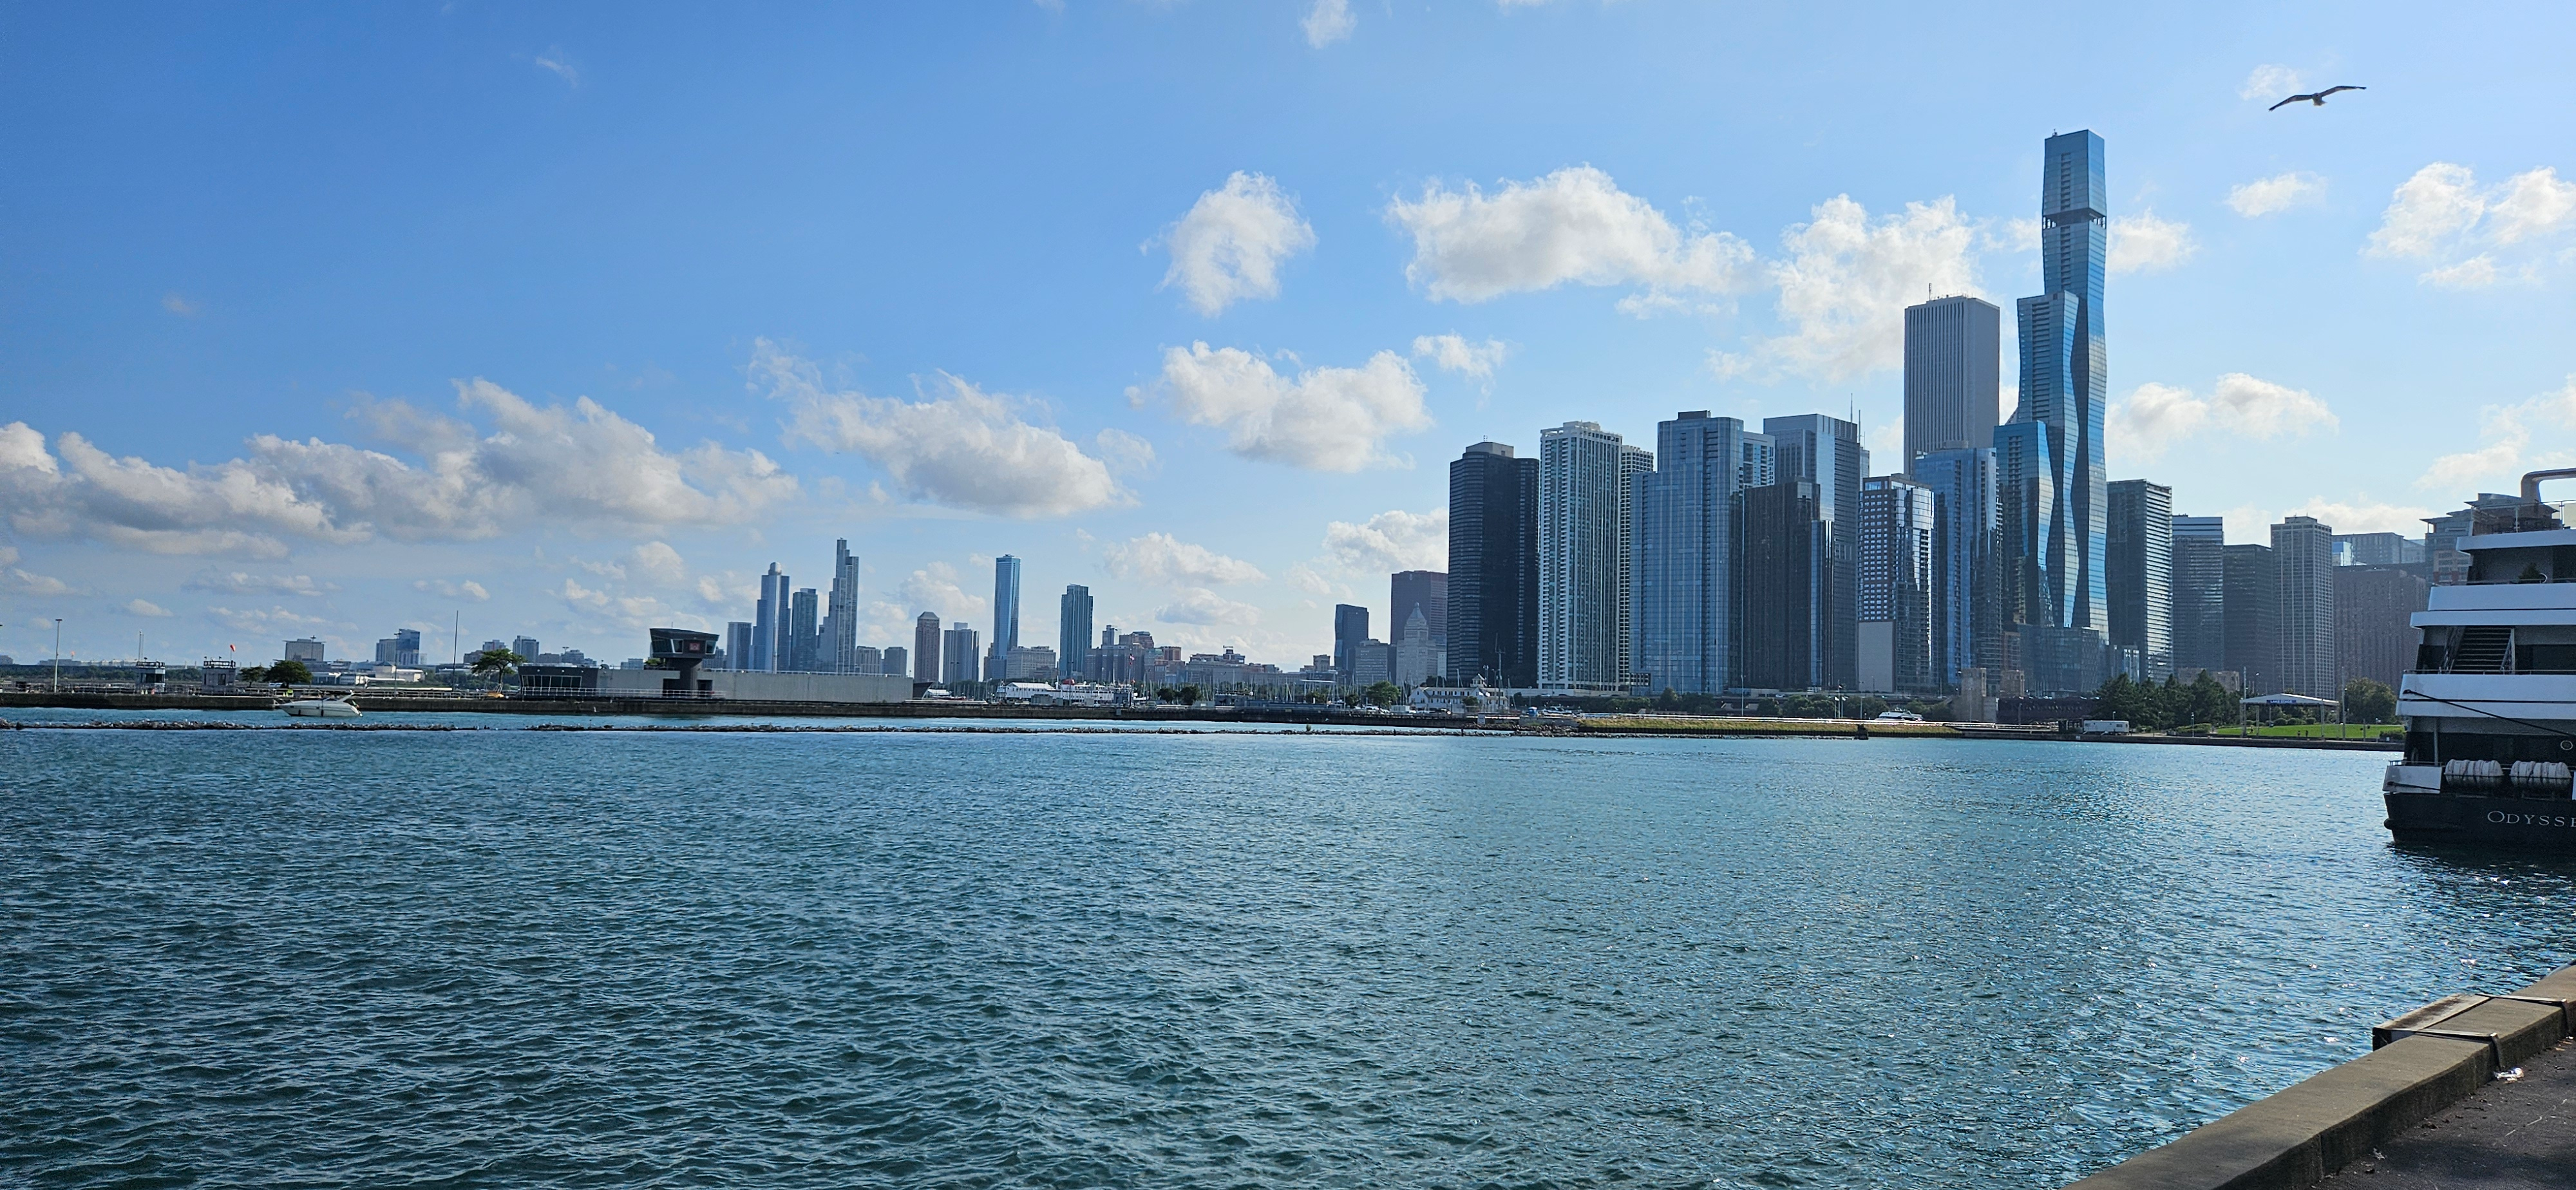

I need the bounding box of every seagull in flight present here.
[2271,85,2365,111]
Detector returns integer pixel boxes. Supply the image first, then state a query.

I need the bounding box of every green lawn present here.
[2222,722,2404,741]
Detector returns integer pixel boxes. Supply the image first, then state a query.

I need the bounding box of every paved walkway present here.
[2324,1035,2576,1187]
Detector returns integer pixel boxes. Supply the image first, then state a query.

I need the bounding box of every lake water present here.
[6,719,2573,1187]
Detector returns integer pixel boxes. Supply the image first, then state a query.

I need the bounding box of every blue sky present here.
[4,1,2572,668]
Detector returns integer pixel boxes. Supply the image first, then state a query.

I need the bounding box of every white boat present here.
[281,695,362,719]
[2383,468,2576,848]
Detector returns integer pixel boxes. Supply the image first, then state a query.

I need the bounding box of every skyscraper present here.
[991,555,1022,659]
[1858,474,1937,694]
[788,587,820,672]
[1616,442,1654,685]
[1446,441,1538,687]
[1333,603,1370,682]
[2168,516,2226,679]
[1631,412,1763,694]
[1389,571,1446,648]
[2273,515,2338,697]
[1903,295,2000,474]
[825,539,860,672]
[2336,565,2429,692]
[1538,420,1631,692]
[1739,479,1820,690]
[1913,446,1996,690]
[1761,414,1868,691]
[753,563,788,672]
[913,612,941,683]
[1058,585,1093,685]
[724,623,750,672]
[2223,543,2279,695]
[2107,480,2174,681]
[2011,129,2110,642]
[943,623,981,686]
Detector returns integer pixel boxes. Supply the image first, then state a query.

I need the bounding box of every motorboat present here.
[281,695,362,719]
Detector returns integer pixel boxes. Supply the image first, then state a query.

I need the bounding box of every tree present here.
[1362,681,1402,708]
[267,658,314,685]
[1155,686,1179,703]
[2344,677,2398,724]
[1177,684,1202,706]
[471,648,526,681]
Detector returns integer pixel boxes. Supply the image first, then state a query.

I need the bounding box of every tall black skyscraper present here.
[1446,441,1538,687]
[1739,480,1819,691]
[2106,479,2174,680]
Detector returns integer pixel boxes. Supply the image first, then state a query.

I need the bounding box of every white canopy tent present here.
[2238,691,2344,736]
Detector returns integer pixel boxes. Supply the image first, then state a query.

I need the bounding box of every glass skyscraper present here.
[2106,480,2174,681]
[1538,421,1631,692]
[1761,414,1868,692]
[2007,129,2109,641]
[1446,441,1539,688]
[990,555,1022,659]
[1913,446,1997,690]
[1058,584,1092,685]
[1629,412,1760,695]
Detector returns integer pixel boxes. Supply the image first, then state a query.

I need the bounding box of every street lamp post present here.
[53,618,64,693]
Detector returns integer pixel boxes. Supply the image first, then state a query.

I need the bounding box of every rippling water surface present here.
[6,720,2574,1187]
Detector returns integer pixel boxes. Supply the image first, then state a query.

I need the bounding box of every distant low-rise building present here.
[283,638,327,664]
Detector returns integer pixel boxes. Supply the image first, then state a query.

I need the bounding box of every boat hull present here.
[2385,791,2576,850]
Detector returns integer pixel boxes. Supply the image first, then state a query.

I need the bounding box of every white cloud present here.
[1728,195,1982,381]
[2421,256,2500,289]
[896,561,989,625]
[754,340,1131,517]
[2490,167,2576,245]
[2110,373,2338,462]
[2368,164,2576,287]
[2107,211,2197,275]
[1385,166,1755,305]
[184,571,335,597]
[161,292,200,317]
[1103,533,1267,585]
[126,598,172,618]
[1410,334,1510,382]
[2282,498,2437,536]
[2369,163,2486,259]
[1157,587,1262,627]
[1322,507,1448,573]
[2416,375,2576,494]
[2226,172,2327,217]
[205,605,336,636]
[534,50,579,86]
[0,382,795,558]
[627,541,687,585]
[2,564,78,596]
[1157,172,1317,316]
[2240,64,2304,101]
[1145,342,1432,471]
[413,578,492,602]
[1301,0,1354,46]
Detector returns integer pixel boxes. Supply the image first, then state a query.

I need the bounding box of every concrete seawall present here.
[2064,963,2576,1189]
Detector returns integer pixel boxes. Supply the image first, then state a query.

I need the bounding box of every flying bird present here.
[2271,85,2365,111]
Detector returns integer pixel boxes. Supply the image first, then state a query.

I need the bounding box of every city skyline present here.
[3,5,2573,668]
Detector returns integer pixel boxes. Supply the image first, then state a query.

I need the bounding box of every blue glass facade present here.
[2010,129,2108,638]
[1629,412,1753,694]
[990,554,1022,657]
[1913,446,1997,689]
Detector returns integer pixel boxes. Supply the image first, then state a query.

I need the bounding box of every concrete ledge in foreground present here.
[2063,961,2575,1190]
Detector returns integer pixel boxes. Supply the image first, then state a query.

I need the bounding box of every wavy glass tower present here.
[2001,129,2110,693]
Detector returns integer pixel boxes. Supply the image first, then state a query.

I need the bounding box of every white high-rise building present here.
[1539,421,1633,693]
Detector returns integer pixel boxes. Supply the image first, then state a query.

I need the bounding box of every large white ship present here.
[2383,469,2576,847]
